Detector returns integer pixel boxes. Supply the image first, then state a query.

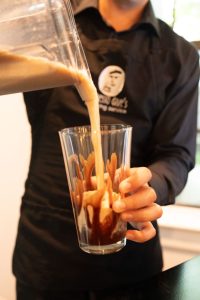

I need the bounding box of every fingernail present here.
[114,200,126,212]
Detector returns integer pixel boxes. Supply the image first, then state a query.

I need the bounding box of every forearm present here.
[148,49,199,206]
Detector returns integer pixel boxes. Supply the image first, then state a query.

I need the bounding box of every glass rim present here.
[59,124,132,136]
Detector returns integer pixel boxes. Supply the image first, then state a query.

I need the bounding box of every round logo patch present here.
[98,65,125,97]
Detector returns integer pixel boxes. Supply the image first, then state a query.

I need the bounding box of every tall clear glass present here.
[59,124,132,255]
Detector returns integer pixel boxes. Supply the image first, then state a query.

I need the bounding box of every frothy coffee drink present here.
[0,50,86,95]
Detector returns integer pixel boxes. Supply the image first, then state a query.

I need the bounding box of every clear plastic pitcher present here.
[0,0,91,95]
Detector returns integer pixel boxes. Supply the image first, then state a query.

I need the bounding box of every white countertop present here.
[158,205,200,232]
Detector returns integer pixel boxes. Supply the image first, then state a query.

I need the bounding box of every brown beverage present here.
[0,50,82,95]
[70,151,130,250]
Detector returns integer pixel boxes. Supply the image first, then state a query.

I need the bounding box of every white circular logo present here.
[98,65,125,97]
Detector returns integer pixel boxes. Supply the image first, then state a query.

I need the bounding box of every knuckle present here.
[143,167,152,180]
[143,186,157,205]
[148,187,157,202]
[145,226,156,241]
[156,204,163,218]
[150,227,156,239]
[140,227,156,243]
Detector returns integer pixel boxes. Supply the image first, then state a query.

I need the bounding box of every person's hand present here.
[113,167,163,243]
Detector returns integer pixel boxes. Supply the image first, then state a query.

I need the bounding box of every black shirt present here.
[13,0,199,291]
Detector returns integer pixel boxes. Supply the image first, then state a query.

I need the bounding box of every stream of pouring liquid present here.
[76,75,105,190]
[0,50,105,190]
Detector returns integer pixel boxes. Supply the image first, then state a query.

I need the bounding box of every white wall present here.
[0,93,31,300]
[151,0,175,25]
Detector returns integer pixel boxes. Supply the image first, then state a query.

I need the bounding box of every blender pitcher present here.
[0,0,91,95]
